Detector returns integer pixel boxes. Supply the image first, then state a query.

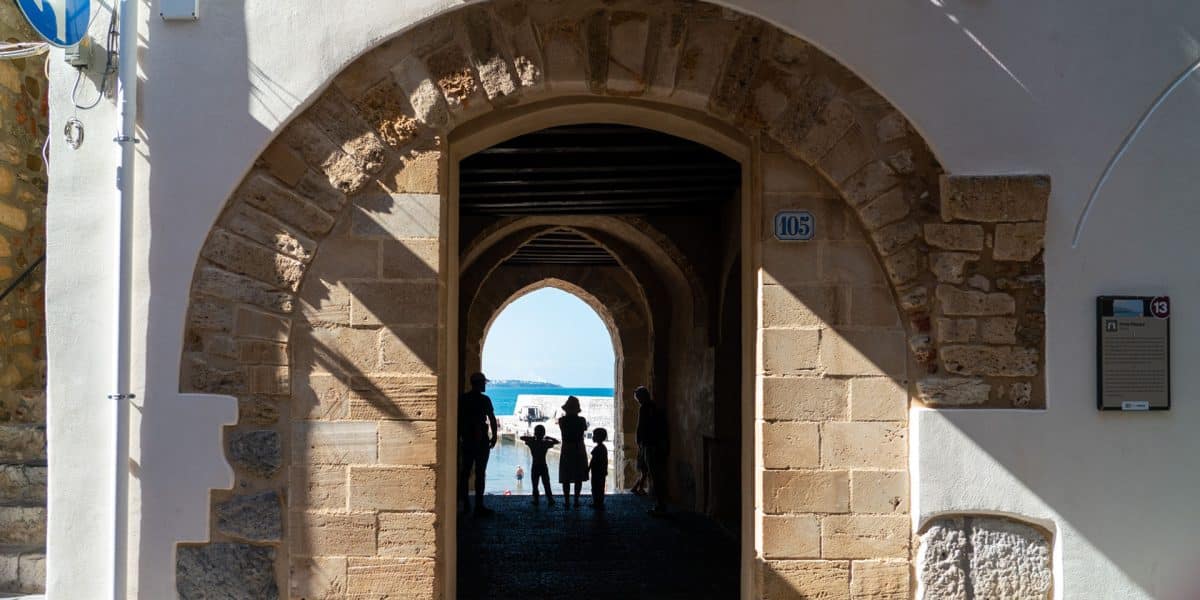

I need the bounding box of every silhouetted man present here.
[634,386,668,515]
[459,372,499,515]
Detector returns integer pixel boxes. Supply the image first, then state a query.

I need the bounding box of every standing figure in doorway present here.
[635,386,669,516]
[557,395,590,508]
[459,372,499,516]
[589,427,609,510]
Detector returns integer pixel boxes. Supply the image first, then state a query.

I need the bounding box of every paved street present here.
[457,495,739,599]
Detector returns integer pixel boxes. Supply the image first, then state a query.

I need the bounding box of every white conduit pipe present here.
[112,0,139,597]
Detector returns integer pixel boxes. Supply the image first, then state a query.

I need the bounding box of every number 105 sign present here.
[774,210,815,241]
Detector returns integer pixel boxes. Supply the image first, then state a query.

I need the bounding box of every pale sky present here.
[482,287,615,387]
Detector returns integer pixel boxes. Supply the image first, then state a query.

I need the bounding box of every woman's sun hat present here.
[561,395,582,412]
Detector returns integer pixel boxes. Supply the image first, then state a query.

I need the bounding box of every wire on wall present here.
[72,7,120,111]
[0,41,48,59]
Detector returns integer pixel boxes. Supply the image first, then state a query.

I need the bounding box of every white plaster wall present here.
[42,0,1200,597]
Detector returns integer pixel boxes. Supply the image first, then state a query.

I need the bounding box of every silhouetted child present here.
[520,425,559,505]
[589,428,609,510]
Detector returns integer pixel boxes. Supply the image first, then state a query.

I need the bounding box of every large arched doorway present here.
[174,1,1049,597]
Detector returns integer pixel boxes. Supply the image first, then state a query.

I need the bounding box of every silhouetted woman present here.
[557,396,589,508]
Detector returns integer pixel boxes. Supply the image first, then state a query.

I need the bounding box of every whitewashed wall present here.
[44,0,1200,598]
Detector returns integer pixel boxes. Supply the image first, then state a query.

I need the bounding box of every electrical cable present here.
[0,42,48,59]
[71,6,119,110]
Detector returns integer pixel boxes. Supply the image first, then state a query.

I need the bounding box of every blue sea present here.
[480,385,616,496]
[487,385,615,417]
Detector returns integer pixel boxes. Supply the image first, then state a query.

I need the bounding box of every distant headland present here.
[489,379,563,388]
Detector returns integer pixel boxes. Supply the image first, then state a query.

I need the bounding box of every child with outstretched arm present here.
[520,425,559,505]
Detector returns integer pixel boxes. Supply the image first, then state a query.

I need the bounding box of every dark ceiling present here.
[459,124,741,217]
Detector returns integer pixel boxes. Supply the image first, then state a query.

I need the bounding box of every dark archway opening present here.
[456,124,743,598]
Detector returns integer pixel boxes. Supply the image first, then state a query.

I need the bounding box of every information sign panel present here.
[1097,296,1170,411]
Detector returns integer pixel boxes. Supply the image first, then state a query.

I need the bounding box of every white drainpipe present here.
[112,0,140,597]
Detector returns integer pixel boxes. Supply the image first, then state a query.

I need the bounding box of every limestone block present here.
[235,307,292,341]
[201,229,304,292]
[0,464,46,505]
[936,285,1015,316]
[762,241,819,286]
[980,317,1018,344]
[297,171,349,214]
[349,466,437,511]
[305,236,379,281]
[379,326,439,374]
[762,284,839,328]
[463,7,519,101]
[819,328,906,378]
[346,557,436,598]
[607,12,650,95]
[290,511,377,557]
[852,470,908,514]
[224,204,316,263]
[940,175,1050,223]
[970,518,1052,598]
[847,286,901,328]
[1010,382,1033,408]
[0,424,44,462]
[842,162,898,207]
[291,463,348,513]
[290,557,347,600]
[848,377,907,421]
[931,252,978,284]
[821,514,909,559]
[239,397,280,426]
[740,63,798,130]
[0,506,44,544]
[898,286,928,314]
[762,515,820,559]
[941,345,1038,377]
[967,274,991,291]
[295,372,350,420]
[237,174,336,237]
[307,89,388,174]
[916,377,990,407]
[793,99,856,165]
[762,328,821,375]
[293,421,378,465]
[645,12,686,97]
[347,281,439,327]
[183,357,245,395]
[379,420,438,466]
[540,19,590,93]
[201,335,238,361]
[820,421,905,470]
[994,222,1045,261]
[382,239,440,279]
[493,6,544,91]
[672,14,738,110]
[349,375,439,421]
[924,223,984,251]
[194,267,295,314]
[769,76,835,153]
[238,340,288,365]
[248,365,290,395]
[881,246,926,286]
[762,470,849,514]
[761,559,849,599]
[280,118,371,194]
[228,430,282,477]
[871,219,921,256]
[295,325,379,378]
[820,241,881,284]
[818,125,874,185]
[859,188,910,230]
[351,193,440,239]
[352,78,424,150]
[919,516,1051,600]
[761,376,847,421]
[391,55,450,129]
[389,148,442,195]
[851,559,910,599]
[176,544,278,599]
[876,110,910,142]
[298,284,352,328]
[710,22,766,119]
[0,203,26,231]
[379,511,438,558]
[763,422,819,469]
[762,152,837,194]
[935,318,977,344]
[425,43,489,120]
[215,492,283,542]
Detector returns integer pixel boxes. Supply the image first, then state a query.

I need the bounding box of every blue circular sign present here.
[15,0,90,48]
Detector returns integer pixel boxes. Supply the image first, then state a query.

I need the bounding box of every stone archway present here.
[176,1,1048,597]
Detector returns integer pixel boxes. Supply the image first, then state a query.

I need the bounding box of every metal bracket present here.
[107,393,136,400]
[113,135,140,144]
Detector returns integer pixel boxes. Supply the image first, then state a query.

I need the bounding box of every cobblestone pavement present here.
[457,494,739,599]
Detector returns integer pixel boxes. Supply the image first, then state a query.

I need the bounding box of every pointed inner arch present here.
[481,283,619,495]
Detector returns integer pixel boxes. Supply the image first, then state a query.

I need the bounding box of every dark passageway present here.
[456,495,739,599]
